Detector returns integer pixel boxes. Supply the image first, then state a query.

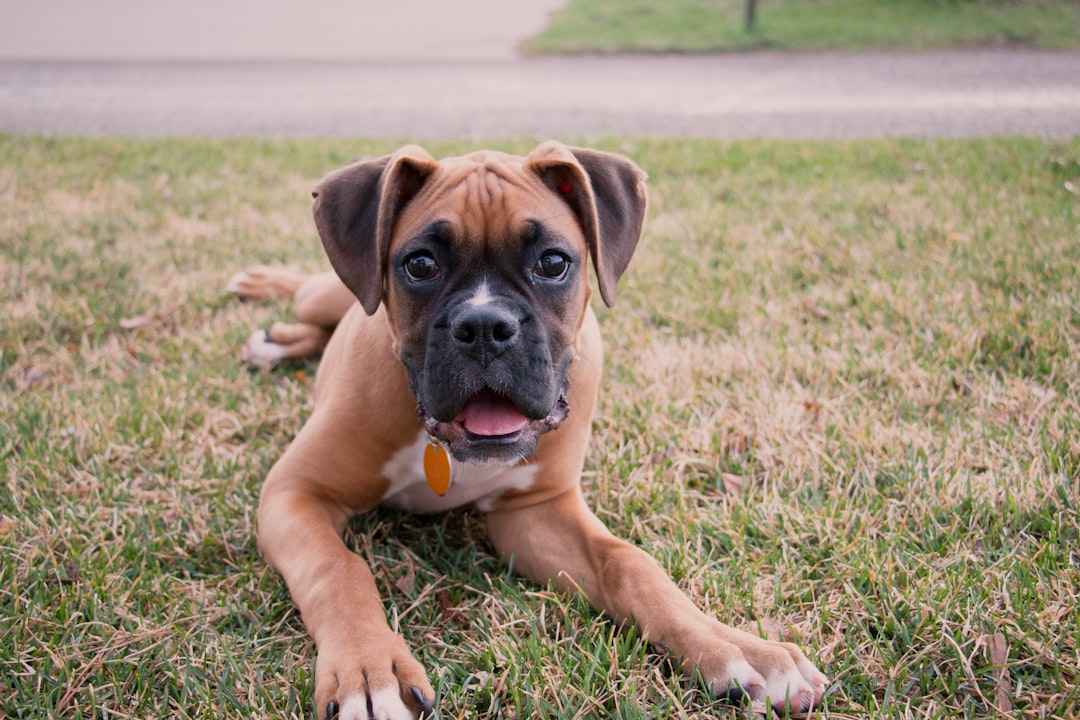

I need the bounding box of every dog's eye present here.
[534,251,570,280]
[404,252,440,282]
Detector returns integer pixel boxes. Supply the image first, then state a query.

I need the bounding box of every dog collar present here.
[423,434,452,495]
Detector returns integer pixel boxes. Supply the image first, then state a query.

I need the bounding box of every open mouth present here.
[455,389,532,438]
[420,389,569,458]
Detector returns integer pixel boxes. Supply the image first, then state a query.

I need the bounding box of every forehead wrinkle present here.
[457,163,536,242]
[409,155,551,247]
[484,168,514,237]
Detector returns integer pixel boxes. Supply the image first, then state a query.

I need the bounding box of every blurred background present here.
[3,0,1078,61]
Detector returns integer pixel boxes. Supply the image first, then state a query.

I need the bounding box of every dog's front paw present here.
[692,623,828,715]
[316,632,435,720]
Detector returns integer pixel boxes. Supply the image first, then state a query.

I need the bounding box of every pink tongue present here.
[456,397,530,436]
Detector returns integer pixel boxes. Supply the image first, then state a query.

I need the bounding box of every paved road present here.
[1,1,1078,139]
[4,51,1079,139]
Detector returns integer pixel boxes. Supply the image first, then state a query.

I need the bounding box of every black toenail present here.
[410,686,435,716]
[716,684,747,705]
[264,327,274,344]
[326,700,340,719]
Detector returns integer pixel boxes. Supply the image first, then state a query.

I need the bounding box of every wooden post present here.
[746,0,758,32]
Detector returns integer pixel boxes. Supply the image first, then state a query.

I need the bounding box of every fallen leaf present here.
[952,375,974,396]
[435,589,467,625]
[987,633,1012,712]
[724,431,752,455]
[119,315,152,330]
[962,459,990,474]
[20,367,46,387]
[394,566,416,595]
[0,516,13,536]
[719,473,745,495]
[802,298,831,321]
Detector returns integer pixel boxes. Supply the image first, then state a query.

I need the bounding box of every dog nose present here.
[451,305,520,364]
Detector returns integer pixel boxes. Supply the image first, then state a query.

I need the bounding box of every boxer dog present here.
[229,141,827,719]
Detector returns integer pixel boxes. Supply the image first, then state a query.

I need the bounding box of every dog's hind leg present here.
[230,268,356,368]
[227,265,309,302]
[241,322,333,369]
[290,272,356,330]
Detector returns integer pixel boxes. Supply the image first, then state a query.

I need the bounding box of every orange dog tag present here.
[423,440,452,495]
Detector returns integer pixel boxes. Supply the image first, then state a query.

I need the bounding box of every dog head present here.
[311,141,647,464]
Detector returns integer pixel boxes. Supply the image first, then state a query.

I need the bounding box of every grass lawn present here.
[2,134,1080,719]
[527,0,1080,54]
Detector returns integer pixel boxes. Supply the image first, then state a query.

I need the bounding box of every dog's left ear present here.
[525,141,648,307]
[312,146,440,315]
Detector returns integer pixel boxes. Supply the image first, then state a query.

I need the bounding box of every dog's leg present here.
[227,265,309,301]
[290,272,356,330]
[241,322,332,369]
[258,444,435,720]
[231,270,356,368]
[486,490,828,714]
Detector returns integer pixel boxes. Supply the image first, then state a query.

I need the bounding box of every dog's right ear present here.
[312,146,439,315]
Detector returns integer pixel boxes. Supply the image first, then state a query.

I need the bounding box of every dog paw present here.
[693,624,828,715]
[225,270,254,298]
[315,635,435,720]
[226,266,307,301]
[240,328,284,370]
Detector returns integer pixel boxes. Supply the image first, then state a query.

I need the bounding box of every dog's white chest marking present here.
[380,431,537,513]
